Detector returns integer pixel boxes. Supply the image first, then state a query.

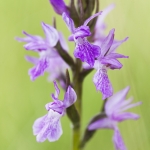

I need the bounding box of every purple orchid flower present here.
[62,12,102,67]
[93,29,128,99]
[16,23,69,81]
[33,81,77,142]
[49,0,69,15]
[88,86,142,150]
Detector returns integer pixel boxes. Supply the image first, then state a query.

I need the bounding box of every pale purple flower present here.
[49,0,69,15]
[88,86,142,150]
[16,22,68,81]
[62,12,102,67]
[93,29,128,99]
[94,4,115,41]
[33,81,77,142]
[93,4,128,55]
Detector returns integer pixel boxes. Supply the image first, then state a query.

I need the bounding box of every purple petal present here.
[58,32,69,51]
[29,58,49,81]
[101,58,123,70]
[45,100,64,114]
[42,22,59,47]
[88,118,113,130]
[105,53,128,59]
[93,68,113,100]
[84,11,102,26]
[116,97,133,110]
[33,115,47,136]
[109,97,134,116]
[95,4,115,30]
[16,31,43,43]
[121,101,142,112]
[105,86,130,117]
[63,86,77,108]
[113,128,126,150]
[113,112,140,122]
[49,0,68,15]
[101,29,115,57]
[74,39,100,67]
[34,110,62,142]
[24,42,47,51]
[47,118,62,142]
[109,37,129,54]
[62,12,75,33]
[25,56,39,65]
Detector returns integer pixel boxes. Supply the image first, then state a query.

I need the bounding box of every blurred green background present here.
[0,0,150,149]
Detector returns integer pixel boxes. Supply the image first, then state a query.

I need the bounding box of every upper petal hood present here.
[63,86,77,108]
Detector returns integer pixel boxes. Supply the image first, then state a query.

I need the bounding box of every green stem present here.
[73,59,82,114]
[73,127,80,150]
[72,59,83,150]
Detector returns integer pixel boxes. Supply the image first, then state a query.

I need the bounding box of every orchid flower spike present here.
[62,12,102,67]
[88,86,142,150]
[33,81,77,142]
